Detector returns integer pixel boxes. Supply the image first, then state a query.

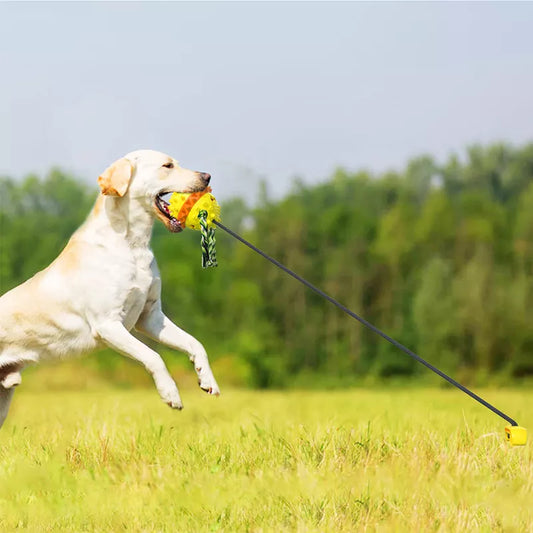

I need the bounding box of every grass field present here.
[0,386,531,532]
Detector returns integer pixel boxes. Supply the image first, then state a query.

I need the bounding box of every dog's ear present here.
[98,158,134,197]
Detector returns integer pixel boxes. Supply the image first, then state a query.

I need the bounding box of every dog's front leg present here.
[136,309,220,396]
[96,321,183,409]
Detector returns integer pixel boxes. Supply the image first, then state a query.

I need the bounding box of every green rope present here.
[198,210,218,268]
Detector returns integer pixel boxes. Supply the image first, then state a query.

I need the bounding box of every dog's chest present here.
[120,249,155,329]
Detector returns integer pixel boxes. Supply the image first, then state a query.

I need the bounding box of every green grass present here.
[0,387,531,532]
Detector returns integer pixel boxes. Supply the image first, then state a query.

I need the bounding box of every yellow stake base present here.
[505,426,528,446]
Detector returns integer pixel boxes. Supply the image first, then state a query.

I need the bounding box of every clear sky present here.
[1,2,533,200]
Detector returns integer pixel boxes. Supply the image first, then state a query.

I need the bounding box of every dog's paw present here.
[165,397,184,410]
[187,342,220,396]
[197,373,220,396]
[159,384,183,410]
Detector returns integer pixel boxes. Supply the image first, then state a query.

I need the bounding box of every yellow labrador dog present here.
[0,150,220,427]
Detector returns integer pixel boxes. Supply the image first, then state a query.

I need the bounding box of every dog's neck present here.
[80,194,155,250]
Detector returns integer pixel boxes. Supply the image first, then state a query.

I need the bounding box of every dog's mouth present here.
[155,192,183,233]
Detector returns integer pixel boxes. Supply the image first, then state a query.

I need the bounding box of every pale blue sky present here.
[1,2,533,199]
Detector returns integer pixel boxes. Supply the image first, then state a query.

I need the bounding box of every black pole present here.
[215,220,519,427]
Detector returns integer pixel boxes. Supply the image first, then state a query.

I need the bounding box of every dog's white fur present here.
[0,149,220,427]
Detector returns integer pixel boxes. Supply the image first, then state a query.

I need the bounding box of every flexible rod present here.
[215,220,518,427]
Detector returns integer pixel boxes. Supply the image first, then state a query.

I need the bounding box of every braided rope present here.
[198,210,217,268]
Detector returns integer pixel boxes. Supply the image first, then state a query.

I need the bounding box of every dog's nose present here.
[199,172,211,185]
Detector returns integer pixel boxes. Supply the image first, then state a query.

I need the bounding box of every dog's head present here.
[97,150,210,232]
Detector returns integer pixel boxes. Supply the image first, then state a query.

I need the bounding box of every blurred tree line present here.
[2,143,533,388]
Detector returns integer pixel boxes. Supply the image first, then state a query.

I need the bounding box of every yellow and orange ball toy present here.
[169,187,221,231]
[169,187,221,268]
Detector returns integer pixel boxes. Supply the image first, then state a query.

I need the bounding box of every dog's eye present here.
[162,162,174,169]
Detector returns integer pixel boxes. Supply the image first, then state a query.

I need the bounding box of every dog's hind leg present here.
[0,387,15,429]
[0,363,22,428]
[1,371,21,389]
[0,362,22,389]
